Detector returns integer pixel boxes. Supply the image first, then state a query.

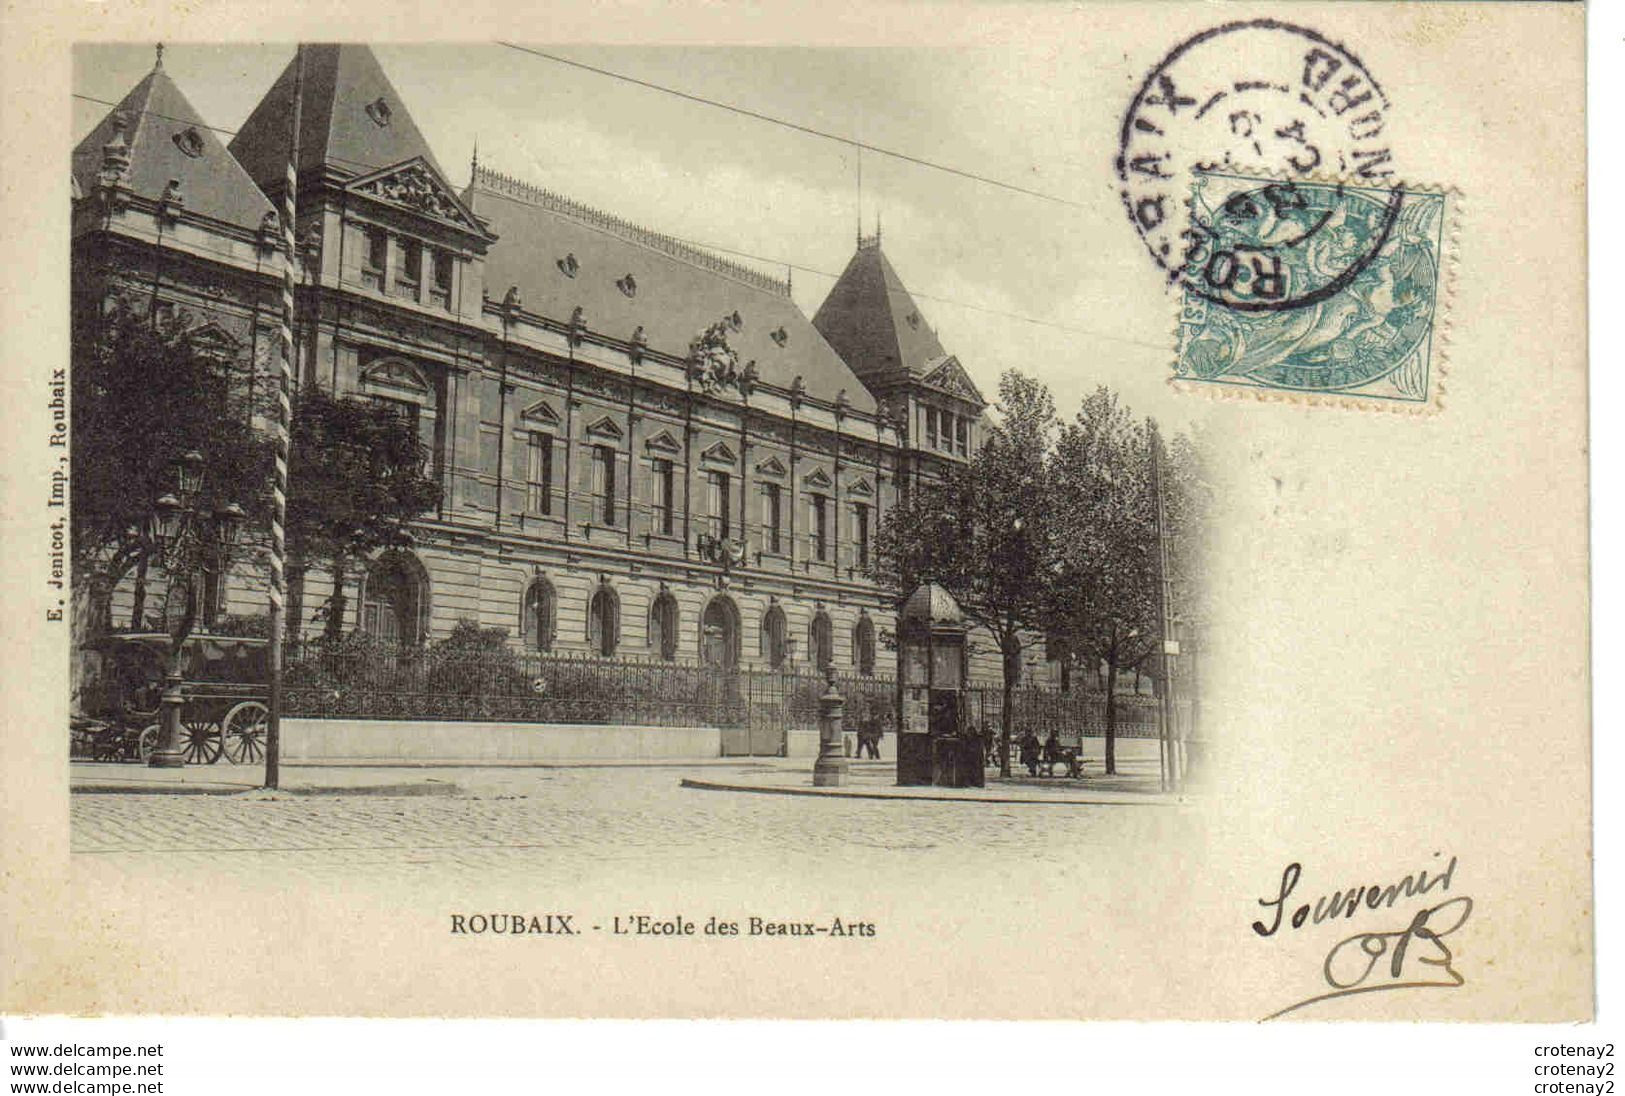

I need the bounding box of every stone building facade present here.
[72,45,1051,686]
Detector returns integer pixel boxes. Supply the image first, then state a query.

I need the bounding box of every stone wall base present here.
[281,719,723,763]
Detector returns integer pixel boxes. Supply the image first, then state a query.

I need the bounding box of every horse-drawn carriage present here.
[73,632,270,765]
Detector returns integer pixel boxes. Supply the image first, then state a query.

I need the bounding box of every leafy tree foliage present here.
[874,371,1210,779]
[285,388,441,641]
[1048,388,1209,773]
[71,298,273,636]
[873,370,1057,775]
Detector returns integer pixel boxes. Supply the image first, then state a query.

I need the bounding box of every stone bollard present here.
[812,669,849,787]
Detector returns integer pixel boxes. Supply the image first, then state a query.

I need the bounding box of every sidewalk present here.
[69,747,1181,806]
[68,756,777,797]
[681,756,1184,806]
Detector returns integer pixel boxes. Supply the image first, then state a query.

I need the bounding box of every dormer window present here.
[616,273,637,298]
[365,97,392,127]
[172,127,205,159]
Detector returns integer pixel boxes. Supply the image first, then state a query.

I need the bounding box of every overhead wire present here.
[494,43,1088,211]
[72,67,1159,353]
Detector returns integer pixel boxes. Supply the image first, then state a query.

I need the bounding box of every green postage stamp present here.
[1173,172,1452,408]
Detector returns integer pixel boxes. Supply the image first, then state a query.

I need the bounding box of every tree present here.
[284,388,441,643]
[1049,388,1205,774]
[873,370,1057,776]
[71,298,272,640]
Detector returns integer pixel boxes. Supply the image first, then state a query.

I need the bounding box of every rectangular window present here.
[594,445,618,525]
[654,459,675,535]
[708,470,731,541]
[372,395,433,484]
[398,238,421,290]
[925,408,938,449]
[365,228,387,272]
[853,502,870,570]
[941,412,955,451]
[363,228,387,290]
[812,494,829,561]
[528,433,553,515]
[956,415,969,456]
[371,395,419,438]
[430,250,453,309]
[762,483,783,554]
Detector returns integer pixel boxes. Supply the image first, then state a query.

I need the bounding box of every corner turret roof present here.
[228,44,448,195]
[814,237,982,406]
[72,55,275,230]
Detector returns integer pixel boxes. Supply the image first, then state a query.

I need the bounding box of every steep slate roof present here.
[228,44,449,193]
[72,57,275,230]
[813,238,954,392]
[473,167,876,413]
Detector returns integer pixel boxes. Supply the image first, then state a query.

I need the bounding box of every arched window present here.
[761,605,788,669]
[810,610,833,673]
[649,590,679,662]
[361,550,429,645]
[853,613,876,676]
[700,595,741,669]
[520,577,557,652]
[587,583,620,656]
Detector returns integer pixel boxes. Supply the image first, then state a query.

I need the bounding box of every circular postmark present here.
[1117,19,1398,311]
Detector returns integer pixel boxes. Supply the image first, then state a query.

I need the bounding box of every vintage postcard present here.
[0,2,1590,1024]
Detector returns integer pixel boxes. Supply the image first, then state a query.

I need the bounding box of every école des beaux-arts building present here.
[71,44,1048,686]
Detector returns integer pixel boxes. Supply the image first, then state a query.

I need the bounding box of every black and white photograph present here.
[2,0,1605,1069]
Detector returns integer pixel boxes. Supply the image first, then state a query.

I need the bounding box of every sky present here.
[73,42,1203,431]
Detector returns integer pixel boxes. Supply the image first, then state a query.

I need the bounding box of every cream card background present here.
[0,1,1590,1021]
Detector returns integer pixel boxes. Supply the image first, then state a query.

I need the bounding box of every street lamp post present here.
[146,450,245,768]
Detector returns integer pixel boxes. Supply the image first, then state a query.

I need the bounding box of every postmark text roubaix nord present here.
[1116,19,1454,408]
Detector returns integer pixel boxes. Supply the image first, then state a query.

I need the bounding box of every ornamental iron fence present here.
[282,637,1177,743]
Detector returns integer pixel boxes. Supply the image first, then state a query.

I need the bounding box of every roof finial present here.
[154,43,165,71]
[875,208,881,244]
[855,145,863,246]
[470,135,479,182]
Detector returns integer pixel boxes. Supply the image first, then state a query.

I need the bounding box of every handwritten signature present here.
[1263,896,1473,1021]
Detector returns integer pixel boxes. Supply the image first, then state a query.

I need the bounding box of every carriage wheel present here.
[220,702,268,765]
[137,724,160,763]
[179,715,223,765]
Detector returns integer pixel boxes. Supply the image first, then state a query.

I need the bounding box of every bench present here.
[1038,748,1083,779]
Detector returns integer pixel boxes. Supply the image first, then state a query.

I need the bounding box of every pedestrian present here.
[1042,729,1062,775]
[1019,728,1041,776]
[864,714,885,758]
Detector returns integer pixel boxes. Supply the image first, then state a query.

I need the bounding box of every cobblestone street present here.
[71,754,1186,886]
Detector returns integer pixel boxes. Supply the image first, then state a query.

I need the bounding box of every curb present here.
[72,782,462,798]
[679,777,1176,807]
